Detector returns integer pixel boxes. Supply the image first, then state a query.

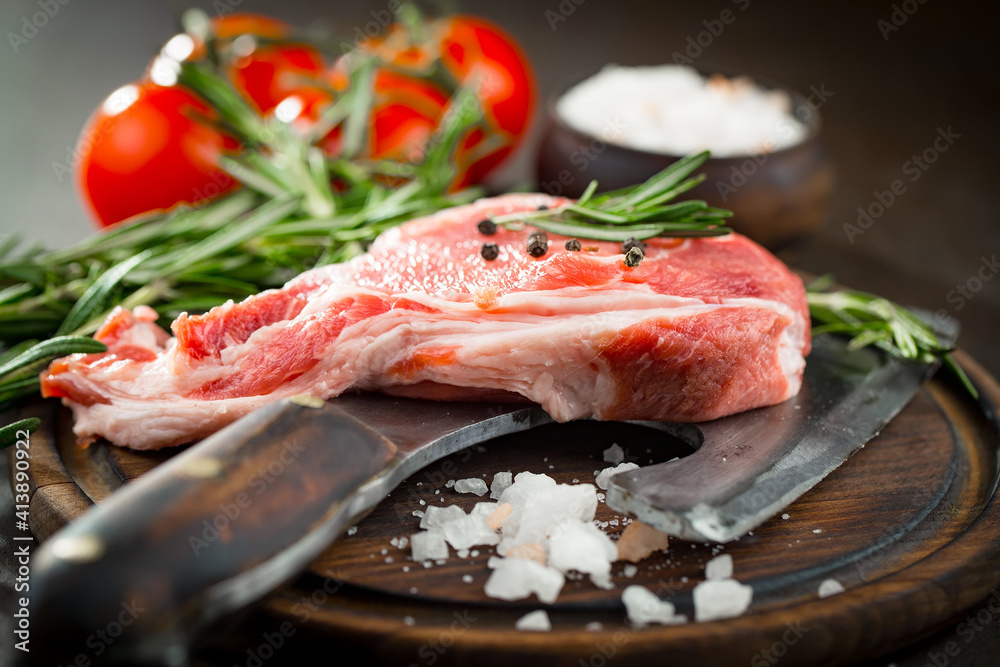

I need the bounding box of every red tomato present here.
[437,16,534,188]
[76,82,240,228]
[227,44,326,115]
[209,14,327,116]
[358,15,536,188]
[369,71,449,162]
[437,16,535,139]
[321,64,449,163]
[212,13,289,40]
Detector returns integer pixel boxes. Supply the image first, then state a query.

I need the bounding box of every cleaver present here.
[25,327,953,665]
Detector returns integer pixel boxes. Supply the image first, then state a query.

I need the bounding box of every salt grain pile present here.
[403,465,758,629]
[557,64,807,157]
[407,469,667,605]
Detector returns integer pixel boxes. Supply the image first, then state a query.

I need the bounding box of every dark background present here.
[1,0,999,664]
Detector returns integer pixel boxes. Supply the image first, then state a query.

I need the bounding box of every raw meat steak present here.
[42,193,810,450]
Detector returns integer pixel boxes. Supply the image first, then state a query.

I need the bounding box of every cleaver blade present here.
[605,329,952,543]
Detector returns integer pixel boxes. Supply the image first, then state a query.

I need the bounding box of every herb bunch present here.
[807,278,977,398]
[490,151,733,242]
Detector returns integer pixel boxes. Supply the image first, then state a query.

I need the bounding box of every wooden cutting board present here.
[8,350,1000,666]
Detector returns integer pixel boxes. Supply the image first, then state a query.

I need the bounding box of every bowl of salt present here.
[536,64,832,248]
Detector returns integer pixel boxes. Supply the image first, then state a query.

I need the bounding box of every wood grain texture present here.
[6,352,1000,666]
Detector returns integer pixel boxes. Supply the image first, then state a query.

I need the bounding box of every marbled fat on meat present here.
[41,194,810,449]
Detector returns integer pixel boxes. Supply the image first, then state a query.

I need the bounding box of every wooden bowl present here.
[535,66,834,249]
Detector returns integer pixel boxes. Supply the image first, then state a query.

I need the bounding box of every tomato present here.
[211,13,289,40]
[437,16,535,139]
[368,71,449,162]
[160,14,327,116]
[76,82,240,228]
[227,44,326,115]
[319,63,449,163]
[358,15,536,188]
[207,14,327,116]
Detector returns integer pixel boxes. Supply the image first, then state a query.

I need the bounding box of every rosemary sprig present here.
[491,151,732,242]
[806,283,977,398]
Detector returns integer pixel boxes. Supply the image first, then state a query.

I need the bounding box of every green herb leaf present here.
[491,151,731,242]
[56,251,151,336]
[807,287,978,399]
[0,418,40,450]
[0,336,107,379]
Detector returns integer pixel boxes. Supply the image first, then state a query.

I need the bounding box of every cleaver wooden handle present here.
[27,396,398,666]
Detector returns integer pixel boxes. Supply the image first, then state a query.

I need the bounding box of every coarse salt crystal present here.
[549,521,617,589]
[419,504,466,530]
[622,585,687,627]
[471,502,499,518]
[410,529,449,562]
[454,478,489,496]
[818,578,845,598]
[603,443,625,464]
[595,463,640,491]
[484,556,565,603]
[442,514,500,550]
[693,579,754,622]
[705,554,733,581]
[502,482,597,547]
[515,610,551,631]
[498,471,557,507]
[490,471,513,499]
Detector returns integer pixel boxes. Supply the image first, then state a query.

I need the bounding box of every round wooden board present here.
[8,351,1000,666]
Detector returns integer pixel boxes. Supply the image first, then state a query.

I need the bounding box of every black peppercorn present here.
[477,219,497,235]
[565,239,582,251]
[537,204,549,211]
[624,246,644,267]
[527,230,548,258]
[480,242,500,261]
[621,237,646,254]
